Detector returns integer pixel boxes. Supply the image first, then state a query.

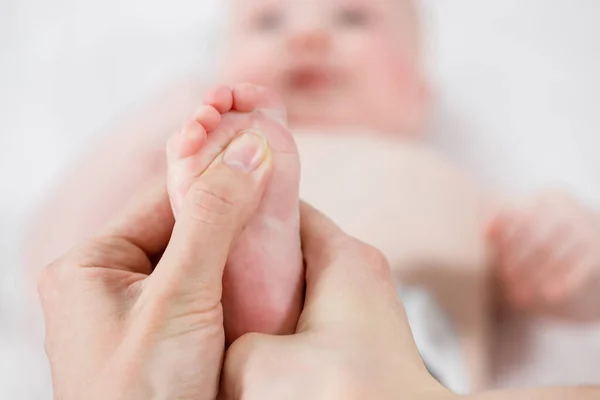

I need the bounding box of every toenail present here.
[223,131,268,172]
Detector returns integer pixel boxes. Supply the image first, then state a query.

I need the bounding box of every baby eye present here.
[252,10,284,32]
[336,7,372,28]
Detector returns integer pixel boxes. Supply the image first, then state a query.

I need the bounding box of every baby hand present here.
[488,192,600,311]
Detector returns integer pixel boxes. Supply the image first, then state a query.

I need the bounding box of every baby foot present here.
[167,83,304,343]
[489,192,600,318]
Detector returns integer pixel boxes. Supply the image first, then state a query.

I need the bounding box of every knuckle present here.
[187,181,238,225]
[363,248,392,278]
[370,252,391,278]
[36,242,103,299]
[343,237,391,278]
[167,302,224,338]
[37,259,79,302]
[354,240,387,266]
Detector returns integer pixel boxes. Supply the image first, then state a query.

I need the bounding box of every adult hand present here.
[220,203,452,400]
[38,132,272,400]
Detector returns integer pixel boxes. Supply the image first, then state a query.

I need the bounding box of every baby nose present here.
[287,29,330,54]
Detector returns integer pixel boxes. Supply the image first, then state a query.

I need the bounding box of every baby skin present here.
[166,83,304,343]
[489,192,600,320]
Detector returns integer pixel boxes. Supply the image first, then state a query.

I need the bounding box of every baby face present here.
[222,0,428,135]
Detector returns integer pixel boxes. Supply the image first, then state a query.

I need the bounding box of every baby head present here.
[222,0,429,136]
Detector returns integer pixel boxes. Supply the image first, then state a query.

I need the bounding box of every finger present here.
[496,209,534,279]
[487,206,514,240]
[527,225,575,300]
[509,215,565,284]
[507,285,535,309]
[533,210,589,302]
[100,176,175,264]
[544,261,588,303]
[204,85,234,114]
[563,251,598,295]
[508,215,575,310]
[497,209,553,307]
[489,207,526,259]
[150,131,272,300]
[298,202,400,331]
[542,239,590,302]
[488,207,515,281]
[299,202,348,272]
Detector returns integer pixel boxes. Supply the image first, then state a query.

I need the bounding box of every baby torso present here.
[295,131,492,279]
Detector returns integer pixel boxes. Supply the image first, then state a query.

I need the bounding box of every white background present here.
[1,1,599,397]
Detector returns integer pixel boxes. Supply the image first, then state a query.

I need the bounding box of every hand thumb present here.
[149,131,272,304]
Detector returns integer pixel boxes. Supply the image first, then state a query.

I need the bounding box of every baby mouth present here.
[287,67,335,92]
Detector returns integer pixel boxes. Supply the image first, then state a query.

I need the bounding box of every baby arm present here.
[489,191,600,320]
[25,78,205,278]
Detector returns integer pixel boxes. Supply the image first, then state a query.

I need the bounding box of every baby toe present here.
[204,85,234,113]
[193,105,222,133]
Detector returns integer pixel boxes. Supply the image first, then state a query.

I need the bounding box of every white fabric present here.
[1,0,600,397]
[400,287,470,394]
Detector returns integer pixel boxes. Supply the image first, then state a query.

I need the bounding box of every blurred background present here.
[1,0,600,398]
